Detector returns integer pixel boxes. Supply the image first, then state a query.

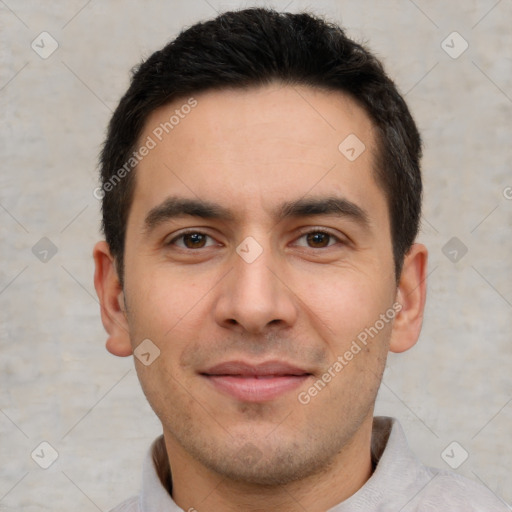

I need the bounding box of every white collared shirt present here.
[109,416,508,511]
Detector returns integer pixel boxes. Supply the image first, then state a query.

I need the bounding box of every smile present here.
[201,360,312,402]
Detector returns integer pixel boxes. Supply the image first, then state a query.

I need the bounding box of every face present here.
[98,83,421,486]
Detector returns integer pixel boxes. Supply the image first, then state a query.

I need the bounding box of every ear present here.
[389,243,428,353]
[93,241,133,357]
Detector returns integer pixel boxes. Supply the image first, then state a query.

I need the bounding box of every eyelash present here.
[167,228,344,250]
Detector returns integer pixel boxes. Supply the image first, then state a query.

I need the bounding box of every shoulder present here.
[369,417,509,512]
[412,467,509,511]
[107,496,140,512]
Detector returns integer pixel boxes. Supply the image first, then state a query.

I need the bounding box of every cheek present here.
[125,261,206,338]
[124,267,212,389]
[291,266,391,346]
[134,355,198,435]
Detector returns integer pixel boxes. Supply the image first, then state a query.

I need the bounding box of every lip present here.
[200,360,312,402]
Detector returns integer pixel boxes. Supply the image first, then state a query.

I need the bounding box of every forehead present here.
[130,83,385,226]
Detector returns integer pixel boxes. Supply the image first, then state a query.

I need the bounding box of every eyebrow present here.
[142,195,370,235]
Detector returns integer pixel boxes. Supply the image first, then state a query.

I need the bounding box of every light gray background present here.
[1,1,511,510]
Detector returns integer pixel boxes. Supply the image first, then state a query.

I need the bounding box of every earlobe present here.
[389,243,428,354]
[93,241,133,357]
[106,333,133,357]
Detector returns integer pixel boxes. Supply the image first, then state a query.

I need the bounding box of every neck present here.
[159,415,374,512]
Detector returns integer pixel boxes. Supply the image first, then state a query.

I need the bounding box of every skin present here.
[94,83,427,512]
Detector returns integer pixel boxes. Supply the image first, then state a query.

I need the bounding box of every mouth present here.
[200,360,313,402]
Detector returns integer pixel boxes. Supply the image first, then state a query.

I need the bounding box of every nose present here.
[213,237,298,335]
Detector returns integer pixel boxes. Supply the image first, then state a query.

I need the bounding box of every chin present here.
[207,456,318,487]
[188,435,339,487]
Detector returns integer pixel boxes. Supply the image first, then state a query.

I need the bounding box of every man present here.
[93,8,507,511]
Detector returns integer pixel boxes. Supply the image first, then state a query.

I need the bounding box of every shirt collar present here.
[327,416,429,511]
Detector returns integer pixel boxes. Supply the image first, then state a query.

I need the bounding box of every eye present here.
[294,229,342,249]
[166,228,343,251]
[168,231,218,249]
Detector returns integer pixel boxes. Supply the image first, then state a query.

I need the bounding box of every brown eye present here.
[298,229,341,249]
[305,232,332,248]
[182,233,207,248]
[169,231,217,249]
